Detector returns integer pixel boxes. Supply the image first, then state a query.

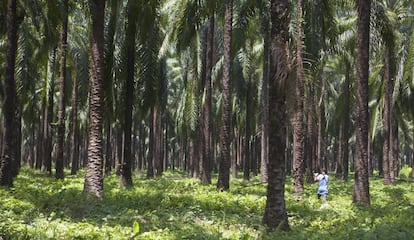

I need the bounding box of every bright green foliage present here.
[1,168,414,239]
[399,165,412,180]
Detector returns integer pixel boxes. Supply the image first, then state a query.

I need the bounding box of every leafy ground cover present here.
[1,167,414,239]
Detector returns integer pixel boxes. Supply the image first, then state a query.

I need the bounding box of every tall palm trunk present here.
[0,0,18,187]
[55,0,69,180]
[121,0,138,187]
[262,0,290,231]
[42,49,56,176]
[342,62,351,181]
[390,112,398,179]
[104,0,120,176]
[36,107,45,170]
[353,0,371,205]
[306,85,316,180]
[84,0,106,198]
[155,109,164,176]
[293,0,305,197]
[260,12,270,182]
[13,109,21,177]
[317,76,326,175]
[147,106,155,178]
[336,123,344,177]
[217,0,233,191]
[383,47,392,185]
[244,80,252,181]
[70,79,79,175]
[201,14,214,184]
[105,122,112,176]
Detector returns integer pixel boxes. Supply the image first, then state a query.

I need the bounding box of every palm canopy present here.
[1,0,414,210]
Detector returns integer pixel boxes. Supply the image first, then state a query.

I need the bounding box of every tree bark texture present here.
[0,0,18,187]
[103,0,119,176]
[217,0,233,191]
[262,0,290,231]
[260,11,270,183]
[42,49,56,175]
[201,14,214,184]
[147,106,155,178]
[353,0,371,205]
[293,0,305,197]
[70,78,79,175]
[84,0,105,198]
[383,47,392,185]
[342,63,350,181]
[55,0,69,180]
[121,0,138,187]
[244,80,252,181]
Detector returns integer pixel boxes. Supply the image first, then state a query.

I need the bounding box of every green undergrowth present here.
[1,167,414,239]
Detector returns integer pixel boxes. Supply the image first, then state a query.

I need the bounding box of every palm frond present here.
[172,0,200,53]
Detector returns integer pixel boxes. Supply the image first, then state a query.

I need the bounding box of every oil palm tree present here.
[332,8,357,181]
[120,0,139,187]
[201,13,215,184]
[262,0,290,231]
[293,0,305,198]
[302,0,337,179]
[217,0,233,191]
[84,0,105,198]
[0,0,18,187]
[139,0,162,178]
[353,0,371,206]
[372,0,408,185]
[103,0,120,176]
[55,0,69,180]
[68,11,90,175]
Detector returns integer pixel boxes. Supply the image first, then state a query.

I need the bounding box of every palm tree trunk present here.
[317,76,326,176]
[383,47,392,185]
[121,0,138,187]
[353,0,371,205]
[201,14,214,184]
[42,49,56,176]
[36,107,45,170]
[105,122,112,176]
[306,85,316,181]
[12,108,21,178]
[55,0,69,180]
[231,132,239,178]
[217,0,233,191]
[260,11,270,183]
[0,0,18,187]
[84,0,105,198]
[115,127,123,175]
[139,124,146,171]
[156,110,164,176]
[147,106,155,178]
[70,79,79,175]
[336,123,344,177]
[244,80,252,181]
[103,0,119,177]
[390,112,398,179]
[342,62,350,181]
[293,0,305,197]
[262,0,290,231]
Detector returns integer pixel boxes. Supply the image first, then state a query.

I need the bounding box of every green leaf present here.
[133,221,140,234]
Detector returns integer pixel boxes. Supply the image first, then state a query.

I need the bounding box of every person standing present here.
[314,168,329,202]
